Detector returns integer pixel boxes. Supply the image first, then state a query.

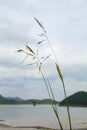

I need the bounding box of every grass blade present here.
[26,44,35,54]
[17,50,24,53]
[37,39,45,44]
[56,63,64,83]
[34,17,43,28]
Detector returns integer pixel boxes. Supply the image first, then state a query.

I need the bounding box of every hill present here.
[0,95,58,105]
[0,95,19,104]
[22,99,58,105]
[6,97,23,102]
[60,91,87,107]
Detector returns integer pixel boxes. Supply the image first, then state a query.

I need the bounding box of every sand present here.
[0,117,87,130]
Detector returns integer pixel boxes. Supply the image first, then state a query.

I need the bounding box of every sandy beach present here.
[0,117,87,130]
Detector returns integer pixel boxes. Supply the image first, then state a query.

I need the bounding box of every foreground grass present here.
[17,18,72,130]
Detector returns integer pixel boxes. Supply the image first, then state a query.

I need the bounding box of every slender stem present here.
[42,66,58,112]
[45,34,72,130]
[45,35,58,63]
[40,69,51,99]
[40,68,63,130]
[62,81,72,130]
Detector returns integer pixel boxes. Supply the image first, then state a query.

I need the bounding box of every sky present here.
[0,0,87,101]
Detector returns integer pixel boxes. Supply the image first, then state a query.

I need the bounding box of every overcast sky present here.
[0,0,87,100]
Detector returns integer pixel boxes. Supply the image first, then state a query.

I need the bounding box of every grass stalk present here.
[34,17,72,130]
[17,17,73,130]
[36,56,63,129]
[40,67,63,130]
[46,36,72,130]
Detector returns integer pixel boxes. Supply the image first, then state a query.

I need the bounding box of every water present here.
[0,105,87,119]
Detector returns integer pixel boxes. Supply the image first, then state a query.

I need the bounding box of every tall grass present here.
[34,18,72,130]
[17,18,72,130]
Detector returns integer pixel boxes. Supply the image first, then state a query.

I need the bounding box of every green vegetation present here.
[1,91,87,106]
[0,94,59,105]
[22,99,59,104]
[60,91,87,107]
[0,95,19,104]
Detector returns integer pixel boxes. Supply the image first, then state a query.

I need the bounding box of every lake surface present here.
[0,105,87,119]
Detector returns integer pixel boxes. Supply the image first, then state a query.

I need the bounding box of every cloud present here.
[52,42,87,65]
[0,0,87,99]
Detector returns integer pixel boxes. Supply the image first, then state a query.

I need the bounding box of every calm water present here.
[0,105,87,119]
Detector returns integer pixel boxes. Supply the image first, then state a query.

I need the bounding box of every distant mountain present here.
[0,95,19,104]
[0,94,58,105]
[1,92,87,106]
[6,97,23,102]
[40,99,59,104]
[60,91,87,107]
[22,99,59,104]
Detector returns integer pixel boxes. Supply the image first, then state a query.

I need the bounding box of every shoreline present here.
[0,104,87,107]
[0,117,87,130]
[0,125,87,130]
